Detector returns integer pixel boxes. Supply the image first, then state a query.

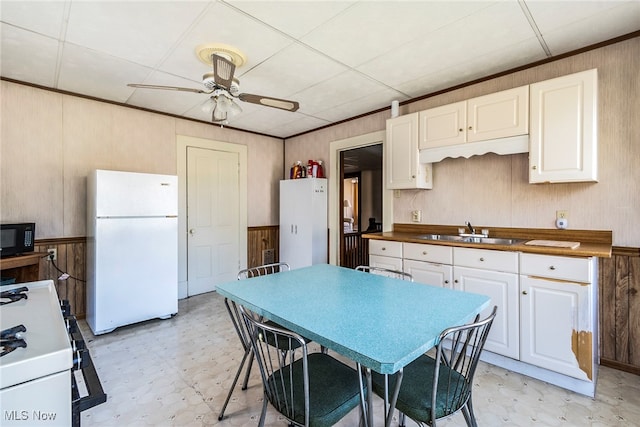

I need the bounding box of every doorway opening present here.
[339,144,383,268]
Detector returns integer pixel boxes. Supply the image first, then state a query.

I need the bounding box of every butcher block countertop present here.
[363,224,612,258]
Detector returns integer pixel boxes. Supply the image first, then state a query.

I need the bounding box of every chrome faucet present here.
[465,221,475,235]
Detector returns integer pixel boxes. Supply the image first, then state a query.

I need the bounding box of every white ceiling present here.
[1,1,639,139]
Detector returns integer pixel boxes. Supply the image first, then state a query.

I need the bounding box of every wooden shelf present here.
[1,252,48,283]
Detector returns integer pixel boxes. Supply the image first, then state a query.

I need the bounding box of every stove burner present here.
[0,286,28,305]
[1,324,27,357]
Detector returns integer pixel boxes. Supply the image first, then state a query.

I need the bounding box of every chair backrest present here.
[237,262,290,280]
[355,265,413,281]
[239,304,311,426]
[226,262,291,352]
[431,306,497,421]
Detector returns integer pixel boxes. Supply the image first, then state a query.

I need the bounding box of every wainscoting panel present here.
[36,238,87,318]
[599,247,640,375]
[247,226,280,268]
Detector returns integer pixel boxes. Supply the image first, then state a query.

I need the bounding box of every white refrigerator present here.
[86,169,178,335]
[279,178,328,270]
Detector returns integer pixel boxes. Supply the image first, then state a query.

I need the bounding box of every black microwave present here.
[0,223,35,258]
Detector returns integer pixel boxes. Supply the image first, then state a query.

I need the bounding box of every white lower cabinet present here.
[520,276,591,380]
[368,240,403,271]
[519,253,596,385]
[403,242,453,288]
[367,239,599,396]
[453,248,520,359]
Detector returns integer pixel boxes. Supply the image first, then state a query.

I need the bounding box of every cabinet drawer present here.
[403,243,452,264]
[453,247,518,273]
[520,253,592,283]
[369,254,403,272]
[369,240,402,258]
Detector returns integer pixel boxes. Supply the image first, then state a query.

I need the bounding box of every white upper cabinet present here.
[419,86,529,162]
[386,113,433,189]
[418,101,466,148]
[529,69,598,183]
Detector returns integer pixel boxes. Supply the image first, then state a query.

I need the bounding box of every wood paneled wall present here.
[247,226,280,267]
[599,247,640,375]
[35,238,86,318]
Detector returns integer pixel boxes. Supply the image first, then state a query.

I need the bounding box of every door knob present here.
[189,228,196,236]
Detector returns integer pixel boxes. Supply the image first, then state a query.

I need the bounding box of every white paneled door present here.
[187,147,240,296]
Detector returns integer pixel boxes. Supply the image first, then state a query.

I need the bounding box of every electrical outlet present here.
[47,248,57,261]
[556,210,569,220]
[411,210,422,222]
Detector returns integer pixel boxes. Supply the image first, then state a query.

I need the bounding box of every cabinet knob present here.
[468,126,473,130]
[382,247,386,251]
[444,280,449,284]
[532,165,537,170]
[522,290,528,295]
[422,251,428,255]
[549,265,556,270]
[454,279,458,283]
[479,257,485,262]
[458,128,463,132]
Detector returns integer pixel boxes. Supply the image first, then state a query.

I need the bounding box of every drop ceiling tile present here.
[292,70,392,115]
[65,1,208,67]
[0,24,60,87]
[525,0,636,34]
[225,0,356,38]
[300,1,493,68]
[160,2,293,79]
[313,87,409,123]
[536,2,640,55]
[266,114,332,138]
[397,37,547,98]
[0,0,68,38]
[57,43,152,103]
[357,1,534,88]
[237,42,348,100]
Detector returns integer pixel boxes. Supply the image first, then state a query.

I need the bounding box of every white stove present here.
[1,280,105,426]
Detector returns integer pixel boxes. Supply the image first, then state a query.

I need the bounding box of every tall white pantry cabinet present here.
[279,178,328,270]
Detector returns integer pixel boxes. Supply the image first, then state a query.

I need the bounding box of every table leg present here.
[366,368,373,427]
[385,368,403,427]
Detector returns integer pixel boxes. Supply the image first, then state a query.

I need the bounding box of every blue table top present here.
[217,264,491,374]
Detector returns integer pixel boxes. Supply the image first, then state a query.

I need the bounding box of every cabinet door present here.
[529,69,597,183]
[467,86,528,142]
[369,254,403,272]
[418,101,466,149]
[520,276,592,381]
[404,259,452,288]
[386,113,433,189]
[454,266,519,359]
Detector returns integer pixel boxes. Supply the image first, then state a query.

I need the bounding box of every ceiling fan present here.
[128,44,299,124]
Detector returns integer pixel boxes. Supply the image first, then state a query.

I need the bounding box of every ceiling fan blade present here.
[238,93,299,112]
[210,54,236,90]
[127,83,211,94]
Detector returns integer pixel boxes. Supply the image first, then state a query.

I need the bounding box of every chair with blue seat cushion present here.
[219,262,299,420]
[371,306,497,427]
[239,304,366,427]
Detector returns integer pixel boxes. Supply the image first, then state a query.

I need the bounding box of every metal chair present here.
[239,304,366,427]
[371,306,497,427]
[218,262,292,421]
[355,265,413,281]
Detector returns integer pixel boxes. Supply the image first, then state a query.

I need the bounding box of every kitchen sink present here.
[418,234,466,242]
[417,234,523,245]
